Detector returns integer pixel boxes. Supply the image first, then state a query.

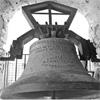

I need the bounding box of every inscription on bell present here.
[42,55,75,65]
[26,38,83,73]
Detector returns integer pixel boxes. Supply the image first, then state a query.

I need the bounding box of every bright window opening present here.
[32,14,49,24]
[32,10,69,25]
[52,14,69,25]
[69,11,89,39]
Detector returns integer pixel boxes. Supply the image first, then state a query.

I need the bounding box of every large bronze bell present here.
[1,38,100,99]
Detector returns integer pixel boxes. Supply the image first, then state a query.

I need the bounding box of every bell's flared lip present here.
[1,82,100,99]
